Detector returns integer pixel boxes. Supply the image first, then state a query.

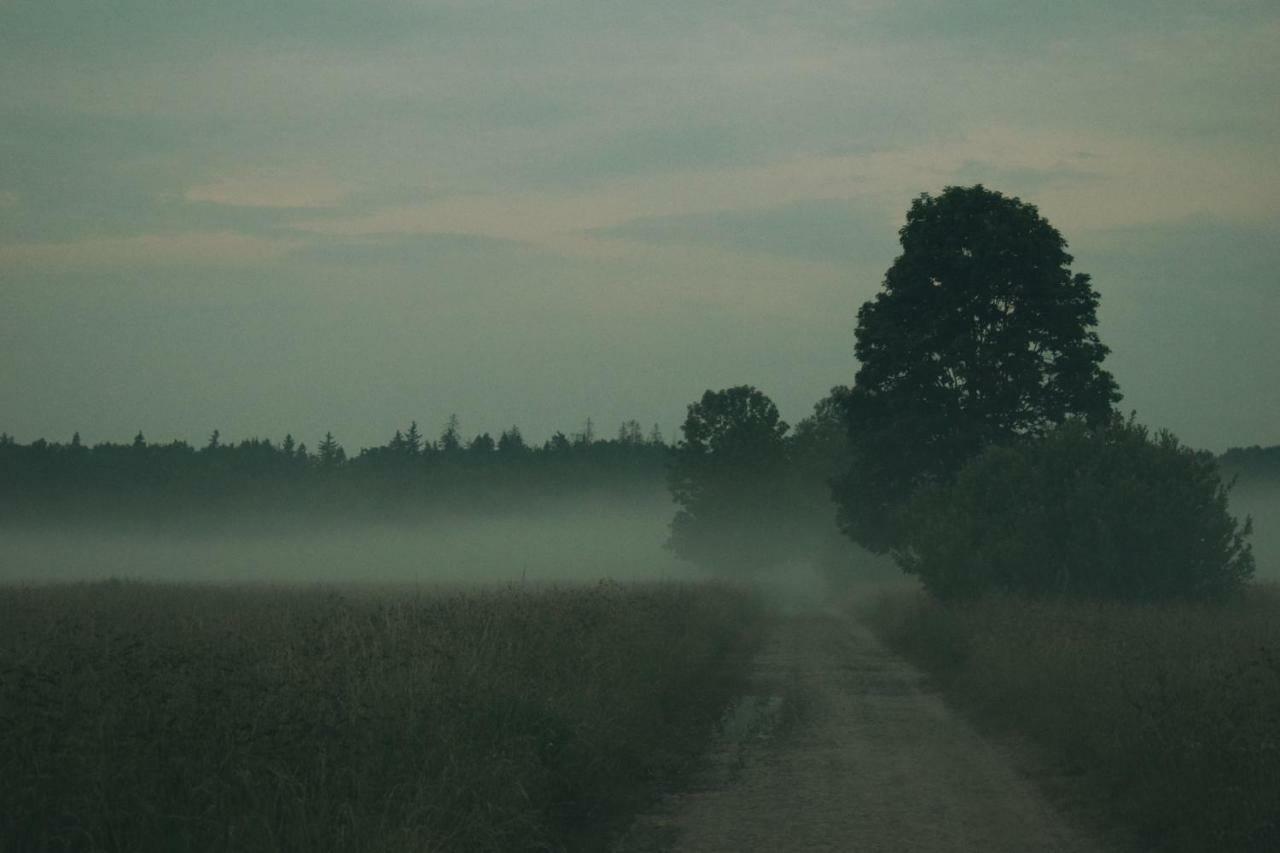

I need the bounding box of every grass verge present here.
[0,580,765,852]
[862,584,1280,853]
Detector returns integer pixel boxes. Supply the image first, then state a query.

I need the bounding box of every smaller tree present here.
[317,432,346,469]
[573,418,596,448]
[497,426,528,454]
[617,419,644,446]
[545,431,572,453]
[667,386,793,572]
[404,421,423,455]
[439,415,463,454]
[388,429,407,455]
[897,416,1255,601]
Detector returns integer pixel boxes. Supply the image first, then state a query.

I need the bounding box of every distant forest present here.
[0,418,673,527]
[1218,445,1280,483]
[1,414,1275,529]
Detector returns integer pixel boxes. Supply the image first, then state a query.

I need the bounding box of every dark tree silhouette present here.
[617,419,644,446]
[834,185,1121,551]
[0,415,676,528]
[404,421,423,455]
[317,432,346,469]
[439,415,462,454]
[388,429,407,455]
[899,416,1254,601]
[497,426,528,454]
[667,386,793,571]
[573,418,595,448]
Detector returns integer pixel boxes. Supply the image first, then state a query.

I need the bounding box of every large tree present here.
[835,185,1121,551]
[667,386,792,571]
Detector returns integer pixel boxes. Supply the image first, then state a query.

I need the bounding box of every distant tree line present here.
[0,418,670,527]
[1218,445,1280,483]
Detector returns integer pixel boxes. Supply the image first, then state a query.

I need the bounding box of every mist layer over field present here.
[1230,481,1280,579]
[0,496,699,585]
[1,480,1267,587]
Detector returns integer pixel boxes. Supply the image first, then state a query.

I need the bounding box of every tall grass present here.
[863,585,1280,853]
[0,580,765,852]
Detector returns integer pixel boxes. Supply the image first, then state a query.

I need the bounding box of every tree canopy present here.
[835,185,1121,551]
[667,386,792,571]
[898,416,1254,601]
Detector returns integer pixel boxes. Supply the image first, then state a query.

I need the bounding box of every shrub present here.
[897,416,1254,600]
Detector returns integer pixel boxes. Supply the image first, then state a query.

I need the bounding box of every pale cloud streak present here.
[0,232,304,270]
[185,171,357,210]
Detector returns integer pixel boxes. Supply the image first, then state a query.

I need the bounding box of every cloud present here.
[593,198,899,266]
[0,232,303,270]
[185,172,354,210]
[865,0,1275,50]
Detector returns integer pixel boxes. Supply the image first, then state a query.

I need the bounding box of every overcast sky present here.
[2,1,1276,452]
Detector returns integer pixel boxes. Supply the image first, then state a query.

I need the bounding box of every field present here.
[862,585,1280,853]
[0,580,766,853]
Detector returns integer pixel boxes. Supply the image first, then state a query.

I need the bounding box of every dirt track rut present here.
[622,613,1106,853]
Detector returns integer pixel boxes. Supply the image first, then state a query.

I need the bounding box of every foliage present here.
[834,185,1121,552]
[787,386,852,502]
[0,581,765,853]
[863,587,1280,853]
[898,416,1255,601]
[785,387,894,579]
[667,386,793,572]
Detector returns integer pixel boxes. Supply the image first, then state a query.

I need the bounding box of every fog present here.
[1231,482,1280,580]
[1,486,1269,590]
[0,497,698,586]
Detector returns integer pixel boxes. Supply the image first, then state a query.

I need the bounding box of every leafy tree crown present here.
[837,185,1121,552]
[853,185,1119,449]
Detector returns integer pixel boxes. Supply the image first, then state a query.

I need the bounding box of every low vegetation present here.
[0,580,766,852]
[898,417,1255,601]
[863,586,1280,853]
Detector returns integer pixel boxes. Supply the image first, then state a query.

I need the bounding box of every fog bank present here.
[1231,482,1280,580]
[0,498,695,585]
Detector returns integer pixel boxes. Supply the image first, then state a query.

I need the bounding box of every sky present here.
[1,1,1277,453]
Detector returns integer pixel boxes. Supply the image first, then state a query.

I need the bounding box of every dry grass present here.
[861,584,1280,852]
[0,580,765,852]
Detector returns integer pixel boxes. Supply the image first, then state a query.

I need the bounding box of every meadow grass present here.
[862,584,1280,853]
[0,580,766,852]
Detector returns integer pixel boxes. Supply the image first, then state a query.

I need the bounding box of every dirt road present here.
[621,613,1106,853]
